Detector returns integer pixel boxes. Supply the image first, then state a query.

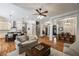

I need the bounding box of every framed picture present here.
[28,28,30,30]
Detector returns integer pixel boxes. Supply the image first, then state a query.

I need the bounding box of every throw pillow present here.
[18,35,26,42]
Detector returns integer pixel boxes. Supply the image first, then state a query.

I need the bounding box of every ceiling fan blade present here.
[36,9,41,14]
[32,13,39,15]
[39,8,42,10]
[34,8,48,17]
[41,14,47,17]
[42,11,48,13]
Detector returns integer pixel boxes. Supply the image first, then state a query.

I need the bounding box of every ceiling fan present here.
[33,8,48,17]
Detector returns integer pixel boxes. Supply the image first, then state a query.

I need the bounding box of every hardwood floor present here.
[0,38,16,56]
[38,36,64,52]
[0,36,64,56]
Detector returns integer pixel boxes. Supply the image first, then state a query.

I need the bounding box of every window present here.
[0,21,11,31]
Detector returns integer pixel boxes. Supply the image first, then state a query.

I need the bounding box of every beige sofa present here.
[50,40,79,56]
[7,35,38,56]
[17,35,38,53]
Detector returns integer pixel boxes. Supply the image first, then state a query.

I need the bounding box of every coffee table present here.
[25,43,50,56]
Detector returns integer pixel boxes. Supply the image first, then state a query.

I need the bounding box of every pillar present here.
[40,24,43,36]
[49,24,53,41]
[76,13,79,41]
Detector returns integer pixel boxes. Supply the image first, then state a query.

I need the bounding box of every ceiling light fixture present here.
[37,15,44,19]
[65,19,70,25]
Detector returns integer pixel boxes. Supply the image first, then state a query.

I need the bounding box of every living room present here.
[0,3,79,56]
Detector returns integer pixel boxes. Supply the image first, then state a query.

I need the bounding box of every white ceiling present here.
[14,3,79,17]
[0,3,79,23]
[0,3,29,21]
[13,3,79,23]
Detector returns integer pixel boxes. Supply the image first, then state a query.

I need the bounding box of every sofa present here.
[16,35,38,54]
[57,32,75,43]
[7,35,38,56]
[50,40,79,56]
[64,40,79,56]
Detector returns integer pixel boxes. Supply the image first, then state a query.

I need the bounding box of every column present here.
[47,25,50,36]
[40,24,43,36]
[49,24,53,41]
[77,14,79,41]
[56,24,59,34]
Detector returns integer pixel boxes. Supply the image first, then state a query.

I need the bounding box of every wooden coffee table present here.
[25,43,50,56]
